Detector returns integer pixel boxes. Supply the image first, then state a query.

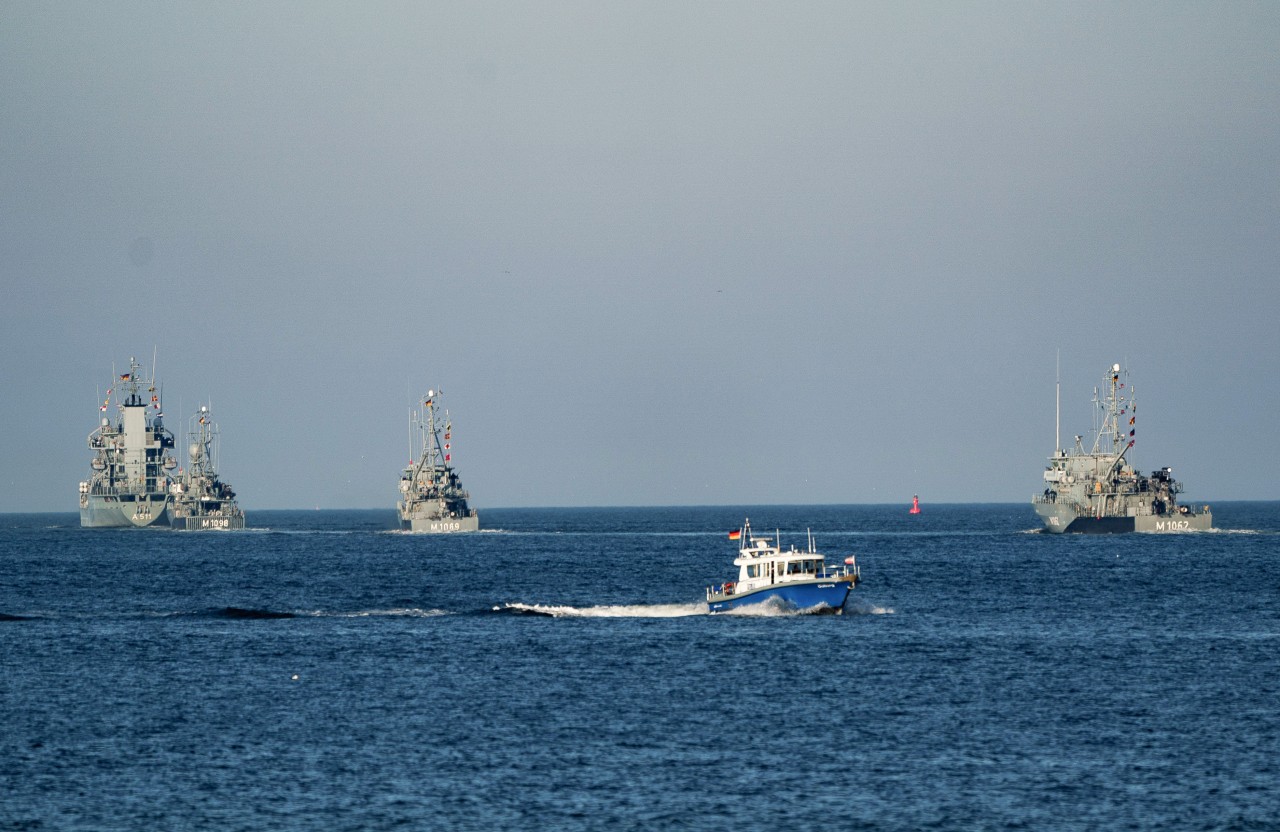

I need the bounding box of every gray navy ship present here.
[79,357,178,527]
[1033,362,1211,533]
[168,404,245,530]
[397,389,479,532]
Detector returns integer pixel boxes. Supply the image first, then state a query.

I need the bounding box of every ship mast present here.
[410,390,445,481]
[1055,350,1061,454]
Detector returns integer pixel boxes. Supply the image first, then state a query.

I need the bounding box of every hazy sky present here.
[3,2,1278,511]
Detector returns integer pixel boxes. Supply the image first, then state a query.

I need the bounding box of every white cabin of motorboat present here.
[708,521,858,601]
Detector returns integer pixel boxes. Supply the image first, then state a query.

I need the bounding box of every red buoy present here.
[909,495,921,514]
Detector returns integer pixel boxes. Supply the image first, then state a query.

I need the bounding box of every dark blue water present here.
[3,503,1278,830]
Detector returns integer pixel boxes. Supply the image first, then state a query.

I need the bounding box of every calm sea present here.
[2,503,1278,831]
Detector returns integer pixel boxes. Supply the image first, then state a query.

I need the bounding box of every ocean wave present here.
[212,606,450,619]
[3,606,452,622]
[715,597,848,616]
[303,607,449,618]
[214,606,296,619]
[261,529,359,536]
[847,601,895,615]
[379,528,509,536]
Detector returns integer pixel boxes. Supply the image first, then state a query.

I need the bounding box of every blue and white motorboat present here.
[705,519,860,614]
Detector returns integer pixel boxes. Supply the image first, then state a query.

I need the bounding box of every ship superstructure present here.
[397,389,479,532]
[1033,363,1211,533]
[79,357,177,528]
[169,404,245,530]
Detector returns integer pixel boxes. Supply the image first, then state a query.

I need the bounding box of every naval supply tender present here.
[168,404,245,530]
[1033,362,1211,533]
[79,357,177,528]
[706,519,860,613]
[397,389,479,532]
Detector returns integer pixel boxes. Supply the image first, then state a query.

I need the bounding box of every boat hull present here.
[1034,502,1213,534]
[401,513,480,533]
[171,514,246,531]
[708,580,851,614]
[79,494,171,528]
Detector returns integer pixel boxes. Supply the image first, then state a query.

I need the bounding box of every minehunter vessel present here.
[397,389,479,532]
[1033,363,1211,533]
[705,519,860,613]
[79,357,177,528]
[169,404,245,530]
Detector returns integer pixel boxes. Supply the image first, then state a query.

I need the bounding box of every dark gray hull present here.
[401,513,480,533]
[80,494,171,528]
[171,513,246,531]
[1034,500,1212,534]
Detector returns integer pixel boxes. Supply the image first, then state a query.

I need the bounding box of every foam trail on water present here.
[497,602,708,618]
[496,599,863,618]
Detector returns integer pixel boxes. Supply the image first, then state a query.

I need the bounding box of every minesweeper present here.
[397,389,479,532]
[80,357,178,527]
[1033,362,1211,533]
[169,404,245,530]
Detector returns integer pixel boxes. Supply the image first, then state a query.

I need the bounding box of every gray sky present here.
[3,2,1278,511]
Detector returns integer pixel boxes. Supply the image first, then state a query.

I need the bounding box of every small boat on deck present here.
[705,519,860,614]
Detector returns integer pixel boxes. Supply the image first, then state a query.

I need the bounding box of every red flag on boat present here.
[728,530,741,540]
[844,556,856,564]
